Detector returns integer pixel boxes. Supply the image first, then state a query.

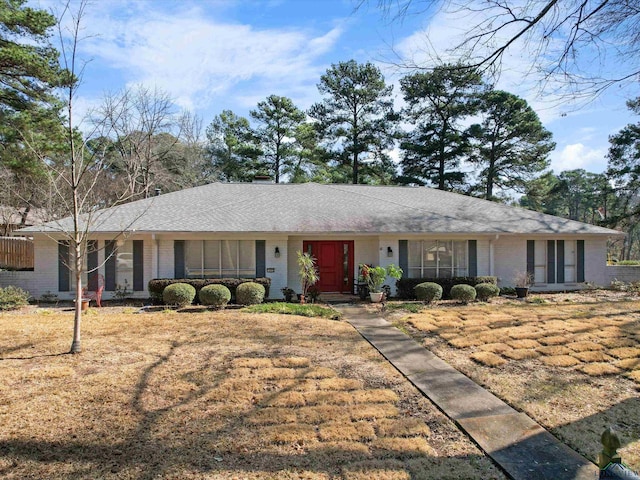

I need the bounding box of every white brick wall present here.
[265,237,288,299]
[0,238,60,299]
[14,233,613,300]
[606,266,640,285]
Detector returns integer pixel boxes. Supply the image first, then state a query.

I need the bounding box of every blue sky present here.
[39,0,640,176]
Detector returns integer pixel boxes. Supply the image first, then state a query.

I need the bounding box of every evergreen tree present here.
[467,90,554,200]
[251,95,305,183]
[309,60,395,184]
[205,110,262,182]
[399,65,484,190]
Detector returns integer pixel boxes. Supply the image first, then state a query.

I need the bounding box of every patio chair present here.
[83,273,104,307]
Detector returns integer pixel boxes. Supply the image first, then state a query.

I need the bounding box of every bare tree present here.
[93,85,182,199]
[36,1,144,354]
[362,0,640,99]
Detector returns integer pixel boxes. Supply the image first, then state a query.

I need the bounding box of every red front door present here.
[303,241,354,293]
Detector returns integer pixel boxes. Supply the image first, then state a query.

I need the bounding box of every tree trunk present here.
[70,241,83,354]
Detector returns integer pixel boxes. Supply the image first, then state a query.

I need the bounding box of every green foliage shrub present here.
[475,283,500,302]
[396,276,497,299]
[0,286,30,310]
[414,282,443,303]
[162,283,196,307]
[148,277,271,304]
[500,286,516,296]
[199,284,231,308]
[236,282,265,305]
[450,284,477,304]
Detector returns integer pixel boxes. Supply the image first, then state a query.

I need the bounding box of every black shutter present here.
[399,240,408,277]
[556,240,565,283]
[577,240,585,282]
[174,240,185,279]
[133,240,144,291]
[468,240,477,277]
[547,240,556,284]
[58,241,70,292]
[255,240,266,278]
[526,240,535,278]
[105,241,116,291]
[87,240,98,290]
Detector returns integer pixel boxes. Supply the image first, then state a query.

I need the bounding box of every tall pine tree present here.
[309,60,395,184]
[399,65,484,190]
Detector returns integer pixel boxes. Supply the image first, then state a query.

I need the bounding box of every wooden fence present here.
[0,237,34,270]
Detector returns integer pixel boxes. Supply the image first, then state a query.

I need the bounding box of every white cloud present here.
[549,143,607,173]
[391,7,583,124]
[65,2,342,113]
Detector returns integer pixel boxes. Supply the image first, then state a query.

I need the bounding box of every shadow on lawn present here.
[0,330,503,480]
[0,342,70,360]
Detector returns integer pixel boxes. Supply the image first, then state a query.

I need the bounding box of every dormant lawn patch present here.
[395,300,640,472]
[0,308,505,480]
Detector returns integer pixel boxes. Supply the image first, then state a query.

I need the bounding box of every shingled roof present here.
[22,182,622,236]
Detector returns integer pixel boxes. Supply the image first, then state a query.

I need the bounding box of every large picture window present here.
[185,240,255,278]
[408,240,467,278]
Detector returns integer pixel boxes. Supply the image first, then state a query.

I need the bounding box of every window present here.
[185,240,255,278]
[408,240,467,278]
[528,240,578,284]
[116,241,134,289]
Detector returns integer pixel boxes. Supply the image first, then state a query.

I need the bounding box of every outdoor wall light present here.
[387,246,393,257]
[275,247,280,258]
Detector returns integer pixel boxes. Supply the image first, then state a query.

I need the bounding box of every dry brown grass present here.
[0,307,505,480]
[397,300,640,472]
[470,351,508,367]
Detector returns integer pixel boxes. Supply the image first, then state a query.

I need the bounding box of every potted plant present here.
[359,263,403,302]
[281,287,295,303]
[297,251,319,304]
[514,270,533,298]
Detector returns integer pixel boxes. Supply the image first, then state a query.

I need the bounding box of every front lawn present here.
[392,300,640,471]
[0,308,504,479]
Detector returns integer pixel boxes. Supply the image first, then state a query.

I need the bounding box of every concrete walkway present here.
[335,304,599,480]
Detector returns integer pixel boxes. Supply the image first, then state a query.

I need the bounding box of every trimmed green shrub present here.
[450,284,477,304]
[0,286,30,310]
[236,282,265,305]
[614,260,640,265]
[396,276,497,300]
[500,286,516,296]
[475,283,500,302]
[414,282,443,303]
[163,283,196,307]
[148,277,271,304]
[199,284,231,308]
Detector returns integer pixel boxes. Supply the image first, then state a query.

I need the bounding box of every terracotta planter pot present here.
[369,292,384,303]
[81,299,90,312]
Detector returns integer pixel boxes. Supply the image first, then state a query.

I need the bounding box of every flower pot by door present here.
[515,287,529,299]
[370,292,384,303]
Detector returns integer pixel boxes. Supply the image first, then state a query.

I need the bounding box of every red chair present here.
[83,273,105,307]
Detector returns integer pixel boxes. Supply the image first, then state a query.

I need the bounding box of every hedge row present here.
[148,277,271,304]
[396,276,497,300]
